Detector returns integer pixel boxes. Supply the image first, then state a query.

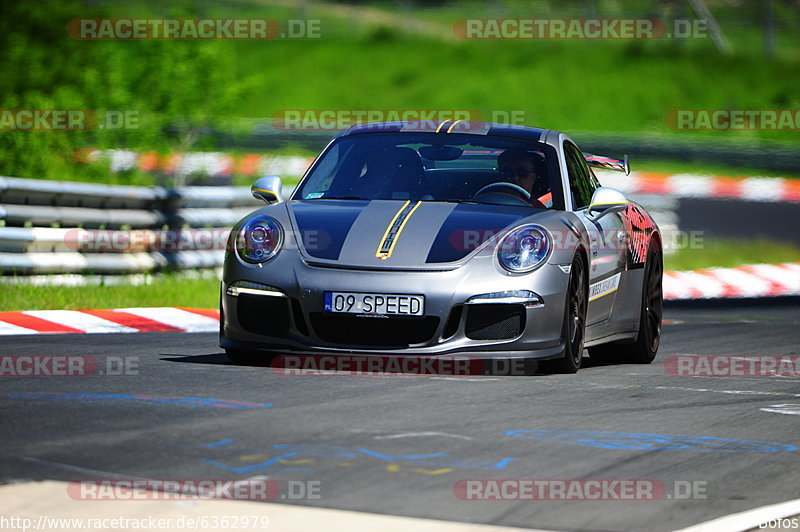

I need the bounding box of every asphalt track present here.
[2,301,800,531]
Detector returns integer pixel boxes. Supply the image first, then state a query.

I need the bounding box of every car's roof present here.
[337,120,553,142]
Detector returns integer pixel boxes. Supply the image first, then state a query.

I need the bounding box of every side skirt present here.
[584,328,638,348]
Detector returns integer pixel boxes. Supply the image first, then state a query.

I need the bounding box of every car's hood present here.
[286,199,548,268]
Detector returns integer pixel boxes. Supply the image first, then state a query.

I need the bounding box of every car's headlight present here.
[497,224,551,273]
[236,216,283,263]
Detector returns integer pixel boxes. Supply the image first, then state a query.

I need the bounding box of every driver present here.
[496,148,549,208]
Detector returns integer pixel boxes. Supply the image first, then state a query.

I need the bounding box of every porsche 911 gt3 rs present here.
[220,120,663,373]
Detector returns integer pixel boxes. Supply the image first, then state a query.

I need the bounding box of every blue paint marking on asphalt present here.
[505,430,799,453]
[272,444,358,458]
[196,440,516,474]
[487,457,515,470]
[9,392,273,409]
[356,448,450,461]
[200,453,309,474]
[205,438,235,448]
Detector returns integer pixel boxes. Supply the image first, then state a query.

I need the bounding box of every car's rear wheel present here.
[549,255,587,373]
[589,244,663,364]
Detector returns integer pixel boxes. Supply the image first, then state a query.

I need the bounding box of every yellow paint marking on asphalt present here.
[416,468,454,475]
[386,465,454,475]
[239,454,268,461]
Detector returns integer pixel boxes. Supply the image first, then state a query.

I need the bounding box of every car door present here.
[564,141,625,325]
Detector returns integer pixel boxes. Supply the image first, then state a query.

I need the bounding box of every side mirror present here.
[251,175,283,204]
[585,187,628,222]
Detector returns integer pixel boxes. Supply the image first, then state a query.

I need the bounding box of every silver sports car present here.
[220,120,662,373]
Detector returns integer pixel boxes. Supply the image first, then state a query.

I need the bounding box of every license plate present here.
[323,292,424,316]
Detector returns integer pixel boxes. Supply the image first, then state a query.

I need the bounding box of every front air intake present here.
[465,304,525,340]
[237,294,291,336]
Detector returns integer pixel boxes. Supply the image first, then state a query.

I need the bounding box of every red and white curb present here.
[663,262,800,300]
[599,171,800,203]
[1,263,797,335]
[80,148,800,203]
[78,148,314,179]
[0,307,219,335]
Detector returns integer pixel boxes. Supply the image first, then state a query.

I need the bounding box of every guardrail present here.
[1,173,680,276]
[3,173,796,277]
[0,176,266,275]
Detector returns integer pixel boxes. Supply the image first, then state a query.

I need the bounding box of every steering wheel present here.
[473,182,531,201]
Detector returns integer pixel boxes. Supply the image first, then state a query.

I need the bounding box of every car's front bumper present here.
[220,251,571,360]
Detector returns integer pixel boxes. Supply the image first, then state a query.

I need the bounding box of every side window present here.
[587,166,602,190]
[564,143,596,209]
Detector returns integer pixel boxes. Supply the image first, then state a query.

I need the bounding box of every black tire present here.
[225,349,274,366]
[589,244,663,364]
[549,255,587,374]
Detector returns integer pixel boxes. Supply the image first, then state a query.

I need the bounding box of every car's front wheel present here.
[548,255,587,373]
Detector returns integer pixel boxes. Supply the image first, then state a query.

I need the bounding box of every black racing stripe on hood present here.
[425,203,535,263]
[291,200,368,260]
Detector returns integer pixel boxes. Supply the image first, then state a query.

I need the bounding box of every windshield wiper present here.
[421,199,481,204]
[307,196,367,200]
[425,198,539,208]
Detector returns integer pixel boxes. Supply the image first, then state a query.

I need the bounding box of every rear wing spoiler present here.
[583,153,630,175]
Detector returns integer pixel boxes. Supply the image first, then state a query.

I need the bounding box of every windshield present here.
[294,133,564,209]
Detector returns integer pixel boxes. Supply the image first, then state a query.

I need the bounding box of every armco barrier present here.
[2,173,797,276]
[0,204,257,228]
[0,176,261,209]
[0,250,223,274]
[0,176,267,274]
[0,174,680,275]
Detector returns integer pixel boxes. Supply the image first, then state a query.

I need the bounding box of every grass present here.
[2,238,798,311]
[664,238,800,271]
[229,35,800,144]
[5,0,800,185]
[0,274,219,312]
[219,1,800,144]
